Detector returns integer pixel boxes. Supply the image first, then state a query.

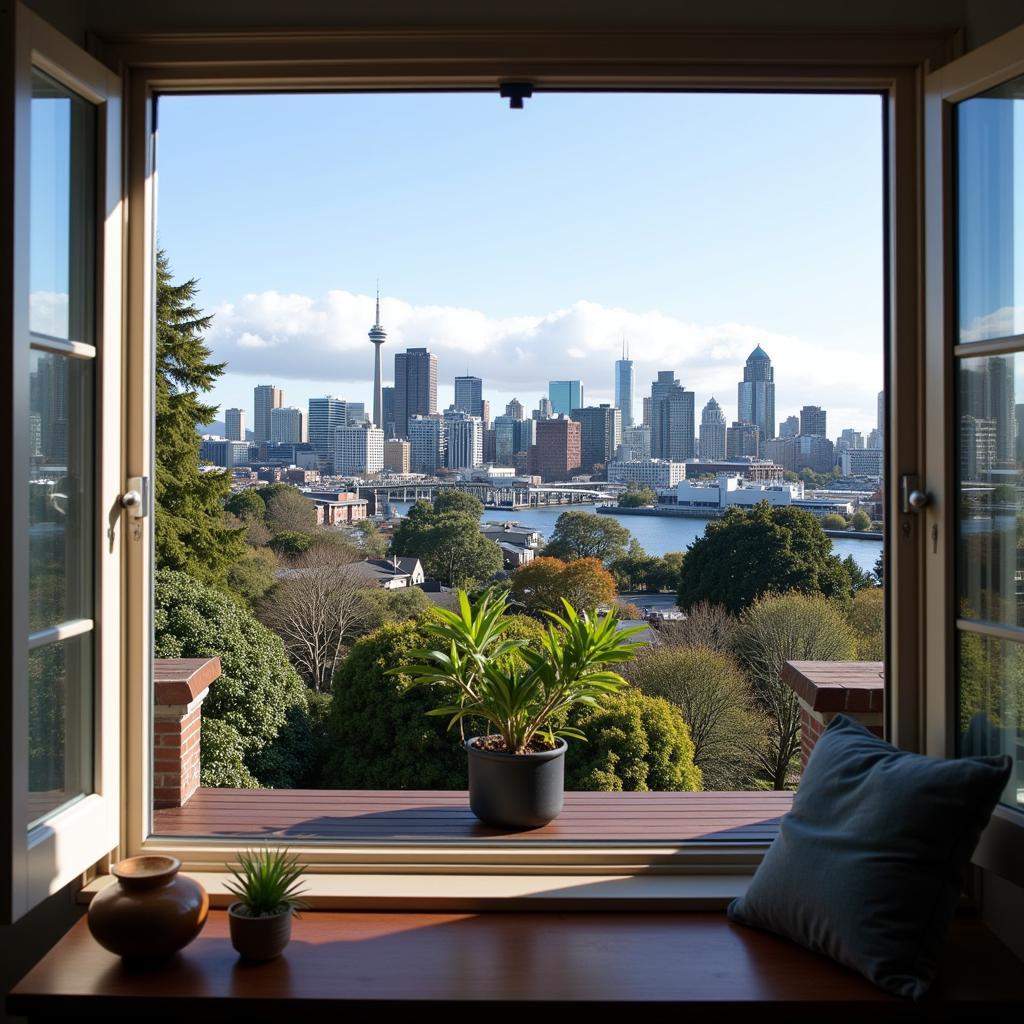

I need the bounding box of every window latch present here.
[900,473,931,514]
[121,476,149,519]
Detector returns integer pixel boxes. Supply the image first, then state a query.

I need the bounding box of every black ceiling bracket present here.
[499,82,534,109]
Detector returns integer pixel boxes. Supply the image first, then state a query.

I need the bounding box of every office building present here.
[505,397,524,420]
[699,397,727,460]
[650,370,695,460]
[737,345,776,441]
[726,421,760,458]
[529,416,581,482]
[346,402,366,424]
[394,347,438,437]
[224,408,245,441]
[383,438,411,474]
[614,341,634,427]
[642,395,651,428]
[797,433,836,474]
[548,380,584,416]
[800,405,828,437]
[837,428,864,451]
[334,422,384,476]
[779,414,800,438]
[961,355,1015,465]
[199,438,250,469]
[877,390,885,444]
[841,448,884,478]
[607,458,687,489]
[621,424,651,460]
[454,375,485,419]
[307,396,348,472]
[960,415,998,481]
[382,385,396,438]
[444,408,484,469]
[253,384,283,442]
[408,415,446,474]
[534,396,554,420]
[270,406,305,443]
[571,404,622,474]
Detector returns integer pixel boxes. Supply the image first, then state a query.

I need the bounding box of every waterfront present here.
[391,502,883,575]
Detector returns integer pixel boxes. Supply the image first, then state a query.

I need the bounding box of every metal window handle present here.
[900,474,932,514]
[907,490,931,511]
[121,476,149,519]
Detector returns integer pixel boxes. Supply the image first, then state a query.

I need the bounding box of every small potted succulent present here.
[397,590,643,829]
[225,848,308,961]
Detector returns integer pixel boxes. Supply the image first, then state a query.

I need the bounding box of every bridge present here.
[357,480,623,514]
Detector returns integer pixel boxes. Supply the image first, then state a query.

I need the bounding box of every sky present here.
[155,90,885,435]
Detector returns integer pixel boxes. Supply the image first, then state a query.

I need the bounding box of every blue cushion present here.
[727,714,1012,1001]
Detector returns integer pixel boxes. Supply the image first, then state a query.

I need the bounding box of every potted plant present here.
[397,590,644,829]
[225,848,308,961]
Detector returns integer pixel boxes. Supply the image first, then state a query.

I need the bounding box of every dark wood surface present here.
[153,657,222,705]
[153,789,792,842]
[783,660,885,712]
[9,911,1022,1017]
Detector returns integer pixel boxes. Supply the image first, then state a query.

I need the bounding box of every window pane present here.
[29,68,96,343]
[958,631,1023,812]
[28,633,93,829]
[957,74,1024,345]
[29,351,93,631]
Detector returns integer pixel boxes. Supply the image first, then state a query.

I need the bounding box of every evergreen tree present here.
[155,250,245,584]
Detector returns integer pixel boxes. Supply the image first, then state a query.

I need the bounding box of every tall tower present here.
[737,346,776,441]
[253,385,283,443]
[699,397,726,460]
[369,286,387,429]
[615,339,634,428]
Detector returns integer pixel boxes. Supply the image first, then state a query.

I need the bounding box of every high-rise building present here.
[483,427,496,464]
[779,415,800,438]
[444,408,484,469]
[199,438,251,469]
[529,416,581,482]
[614,341,634,428]
[548,380,584,416]
[346,402,366,424]
[225,408,245,441]
[369,288,387,428]
[1016,404,1024,464]
[841,448,884,478]
[837,428,864,451]
[394,348,438,438]
[737,346,776,441]
[621,424,651,460]
[961,356,1015,465]
[407,415,446,474]
[505,398,524,420]
[454,376,484,419]
[382,386,396,438]
[800,405,828,437]
[493,415,516,465]
[270,406,305,443]
[307,396,348,471]
[960,415,997,481]
[699,397,727,460]
[726,421,760,458]
[383,438,411,474]
[796,434,836,474]
[533,396,554,420]
[642,395,651,428]
[571,404,622,475]
[334,422,384,476]
[253,385,283,442]
[877,390,885,443]
[650,370,695,460]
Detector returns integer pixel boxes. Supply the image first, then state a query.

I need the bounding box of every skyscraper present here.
[382,385,396,438]
[407,415,445,474]
[548,380,584,416]
[454,375,484,418]
[650,370,695,460]
[369,288,387,429]
[307,396,347,471]
[779,415,800,438]
[225,408,245,441]
[726,420,760,458]
[444,408,484,469]
[534,396,554,420]
[737,345,776,441]
[877,390,885,443]
[699,397,727,460]
[614,341,634,428]
[253,385,283,442]
[571,404,622,475]
[529,416,581,482]
[394,348,438,438]
[800,405,827,437]
[505,397,524,420]
[270,406,305,443]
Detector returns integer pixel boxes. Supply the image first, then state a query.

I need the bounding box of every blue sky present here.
[155,90,884,433]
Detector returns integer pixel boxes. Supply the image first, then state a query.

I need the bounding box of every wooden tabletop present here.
[9,910,1022,1017]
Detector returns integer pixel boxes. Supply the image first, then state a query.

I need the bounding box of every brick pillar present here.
[153,657,222,809]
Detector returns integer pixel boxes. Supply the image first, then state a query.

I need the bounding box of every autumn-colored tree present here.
[510,556,617,613]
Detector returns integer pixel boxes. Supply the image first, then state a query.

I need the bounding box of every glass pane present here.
[28,633,93,829]
[958,631,1023,811]
[29,351,93,631]
[30,68,96,343]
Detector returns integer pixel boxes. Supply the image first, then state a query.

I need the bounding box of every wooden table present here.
[9,910,1023,1019]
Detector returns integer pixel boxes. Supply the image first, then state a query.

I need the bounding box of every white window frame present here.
[2,3,123,923]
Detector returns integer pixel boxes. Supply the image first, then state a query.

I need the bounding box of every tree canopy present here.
[510,555,617,613]
[677,502,852,614]
[618,484,657,508]
[542,510,631,564]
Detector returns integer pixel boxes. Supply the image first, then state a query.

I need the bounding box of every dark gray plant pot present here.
[228,903,293,961]
[465,736,567,829]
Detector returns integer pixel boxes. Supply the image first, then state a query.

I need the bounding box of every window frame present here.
[101,27,940,881]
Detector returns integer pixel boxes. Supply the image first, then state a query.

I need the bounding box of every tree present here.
[842,554,876,594]
[266,487,317,535]
[563,689,701,792]
[225,489,267,521]
[433,490,485,517]
[258,544,374,692]
[732,592,857,789]
[873,550,884,585]
[353,519,388,558]
[848,587,884,660]
[154,250,246,584]
[618,484,657,507]
[659,600,735,652]
[268,530,314,557]
[850,509,872,531]
[510,556,617,613]
[227,547,278,604]
[360,585,434,629]
[153,569,312,788]
[543,510,632,564]
[609,539,659,592]
[821,513,849,530]
[625,647,766,789]
[678,502,851,614]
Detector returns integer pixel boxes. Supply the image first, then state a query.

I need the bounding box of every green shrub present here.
[154,568,312,787]
[848,587,884,660]
[563,688,701,792]
[200,718,258,788]
[227,547,278,604]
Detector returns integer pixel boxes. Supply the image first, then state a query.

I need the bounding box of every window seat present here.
[9,910,1023,1018]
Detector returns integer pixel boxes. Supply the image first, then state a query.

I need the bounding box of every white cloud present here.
[30,291,69,338]
[206,289,883,433]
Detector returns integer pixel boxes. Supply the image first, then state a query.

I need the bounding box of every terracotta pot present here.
[228,903,294,961]
[87,855,208,960]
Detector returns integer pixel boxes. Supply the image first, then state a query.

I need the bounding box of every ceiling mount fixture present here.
[499,82,534,109]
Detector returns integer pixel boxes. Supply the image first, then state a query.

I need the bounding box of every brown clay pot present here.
[87,855,209,960]
[228,903,293,961]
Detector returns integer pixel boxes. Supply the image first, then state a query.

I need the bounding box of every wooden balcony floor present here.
[154,789,791,842]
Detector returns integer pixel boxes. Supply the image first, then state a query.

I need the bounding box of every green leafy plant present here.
[394,590,645,754]
[225,848,309,918]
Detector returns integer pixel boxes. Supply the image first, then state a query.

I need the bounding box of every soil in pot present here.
[228,903,293,961]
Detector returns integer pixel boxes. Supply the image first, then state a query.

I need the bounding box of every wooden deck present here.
[153,789,791,842]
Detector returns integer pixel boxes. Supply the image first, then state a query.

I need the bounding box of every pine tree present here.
[155,250,246,584]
